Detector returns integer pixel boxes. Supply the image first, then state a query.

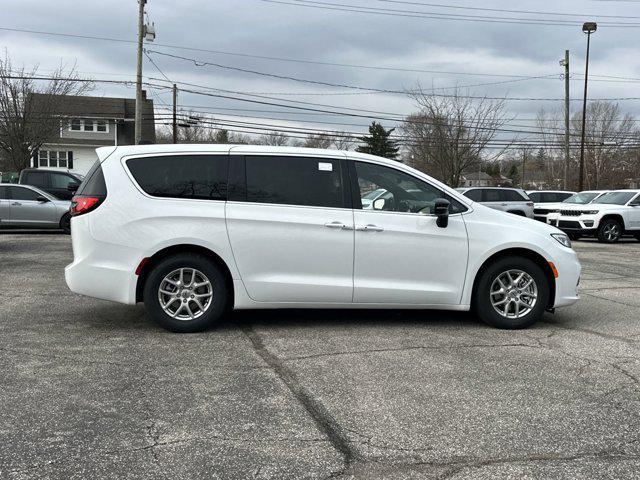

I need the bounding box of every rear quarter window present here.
[127,155,228,200]
[76,160,107,196]
[463,189,482,202]
[503,190,527,202]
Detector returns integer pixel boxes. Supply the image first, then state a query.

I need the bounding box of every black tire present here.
[568,233,581,241]
[143,253,230,333]
[597,219,622,243]
[474,256,550,329]
[60,213,71,234]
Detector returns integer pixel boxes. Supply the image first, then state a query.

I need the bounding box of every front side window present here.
[354,161,465,214]
[245,156,345,208]
[10,186,42,201]
[127,155,228,200]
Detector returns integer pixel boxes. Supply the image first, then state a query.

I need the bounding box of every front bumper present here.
[548,216,597,235]
[552,247,582,308]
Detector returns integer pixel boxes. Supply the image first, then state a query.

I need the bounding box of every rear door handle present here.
[324,221,353,230]
[356,224,384,232]
[11,202,22,206]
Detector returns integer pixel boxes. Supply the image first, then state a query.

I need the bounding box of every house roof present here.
[29,93,153,119]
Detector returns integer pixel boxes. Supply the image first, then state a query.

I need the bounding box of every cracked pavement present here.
[1,232,639,479]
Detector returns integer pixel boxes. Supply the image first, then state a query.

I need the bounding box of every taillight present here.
[70,196,103,216]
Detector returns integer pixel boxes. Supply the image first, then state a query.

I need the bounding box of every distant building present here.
[460,171,492,187]
[28,92,155,175]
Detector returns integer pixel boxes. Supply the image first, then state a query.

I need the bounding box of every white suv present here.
[549,190,640,243]
[65,145,581,332]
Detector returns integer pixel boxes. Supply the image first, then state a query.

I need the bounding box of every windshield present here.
[594,192,636,205]
[563,192,599,204]
[361,188,386,200]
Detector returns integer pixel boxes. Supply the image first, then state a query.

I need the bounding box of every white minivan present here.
[65,145,581,332]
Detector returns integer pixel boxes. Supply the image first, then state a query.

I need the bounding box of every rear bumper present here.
[65,216,139,305]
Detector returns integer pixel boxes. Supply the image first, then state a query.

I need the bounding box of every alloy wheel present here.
[603,223,620,242]
[158,268,213,320]
[490,269,538,319]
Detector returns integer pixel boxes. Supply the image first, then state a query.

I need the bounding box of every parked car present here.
[526,190,576,204]
[456,187,534,218]
[0,183,71,233]
[65,145,581,332]
[19,169,84,200]
[532,190,607,224]
[549,190,640,243]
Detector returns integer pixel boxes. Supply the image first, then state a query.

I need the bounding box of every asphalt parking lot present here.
[1,233,639,479]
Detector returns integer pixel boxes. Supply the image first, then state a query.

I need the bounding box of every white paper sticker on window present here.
[318,162,333,172]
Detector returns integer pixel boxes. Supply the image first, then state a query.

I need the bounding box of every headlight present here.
[581,210,599,215]
[551,233,572,248]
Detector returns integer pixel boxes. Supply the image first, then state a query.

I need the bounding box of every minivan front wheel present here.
[143,253,230,332]
[474,256,550,329]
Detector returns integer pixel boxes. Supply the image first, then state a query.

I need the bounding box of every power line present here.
[256,0,640,27]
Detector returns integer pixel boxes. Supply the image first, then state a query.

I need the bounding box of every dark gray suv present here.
[19,169,84,200]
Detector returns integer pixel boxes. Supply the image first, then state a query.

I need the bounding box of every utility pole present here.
[579,22,597,191]
[521,147,527,188]
[172,83,177,144]
[561,50,570,190]
[135,0,145,145]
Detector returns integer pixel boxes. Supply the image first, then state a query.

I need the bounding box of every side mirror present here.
[67,182,78,192]
[434,198,450,228]
[372,198,386,210]
[36,196,49,203]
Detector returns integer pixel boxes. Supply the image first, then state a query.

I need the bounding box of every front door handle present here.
[324,221,353,230]
[11,202,22,206]
[356,224,384,232]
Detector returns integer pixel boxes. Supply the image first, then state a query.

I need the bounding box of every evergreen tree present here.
[357,122,400,159]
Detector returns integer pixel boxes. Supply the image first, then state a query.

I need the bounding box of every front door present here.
[7,186,56,226]
[226,154,354,303]
[350,160,469,305]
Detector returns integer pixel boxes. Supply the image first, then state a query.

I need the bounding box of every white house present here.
[29,92,155,175]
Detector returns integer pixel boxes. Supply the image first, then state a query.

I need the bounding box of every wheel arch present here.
[599,214,625,231]
[470,247,556,310]
[135,244,234,304]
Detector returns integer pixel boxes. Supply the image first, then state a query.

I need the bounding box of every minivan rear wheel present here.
[474,256,549,329]
[143,253,230,332]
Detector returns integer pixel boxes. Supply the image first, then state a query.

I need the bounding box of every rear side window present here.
[464,189,482,202]
[482,189,502,202]
[127,155,228,200]
[556,192,573,202]
[245,156,345,208]
[528,192,542,202]
[51,173,79,189]
[77,160,107,196]
[24,171,47,187]
[0,186,7,199]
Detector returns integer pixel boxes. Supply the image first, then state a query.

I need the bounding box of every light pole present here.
[135,0,155,145]
[559,51,569,190]
[578,22,597,191]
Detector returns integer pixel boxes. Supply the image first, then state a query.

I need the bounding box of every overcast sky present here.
[2,0,640,141]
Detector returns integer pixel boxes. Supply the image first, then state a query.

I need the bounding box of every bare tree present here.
[259,130,290,146]
[330,133,355,151]
[401,86,512,187]
[570,101,637,189]
[0,53,92,171]
[302,132,332,149]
